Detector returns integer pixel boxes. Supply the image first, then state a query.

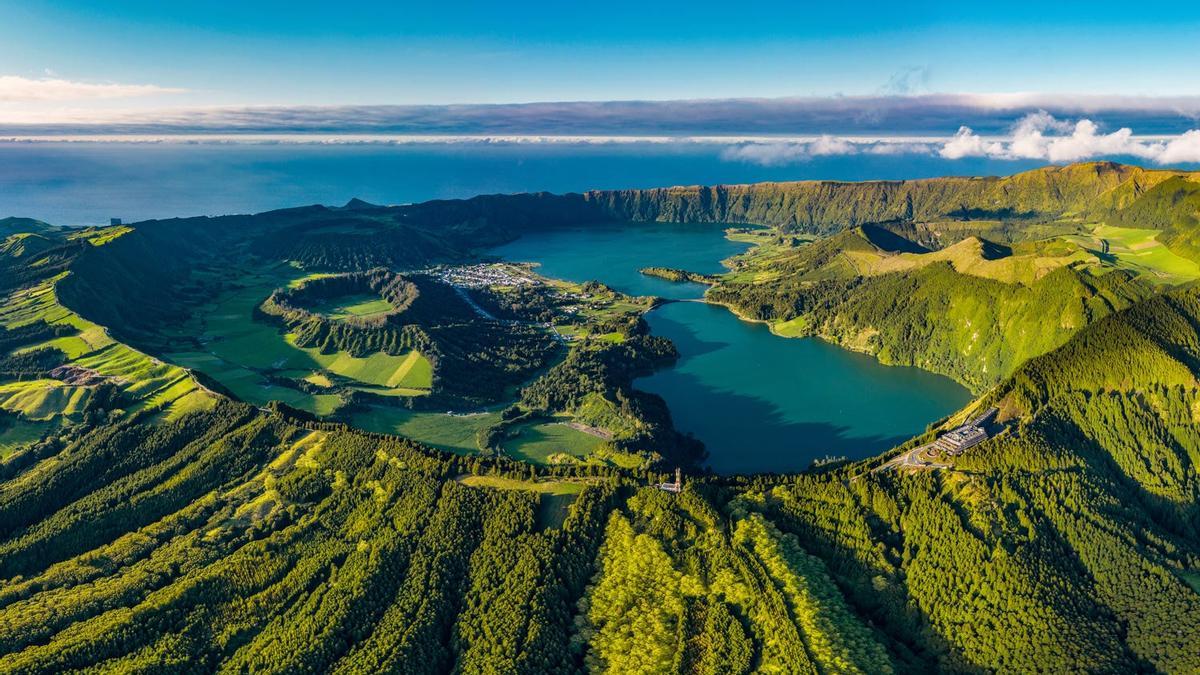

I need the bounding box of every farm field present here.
[161,264,431,417]
[309,293,394,320]
[501,419,607,463]
[1066,225,1200,284]
[0,380,91,420]
[349,406,500,454]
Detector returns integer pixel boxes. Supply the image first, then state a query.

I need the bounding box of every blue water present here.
[494,224,972,474]
[492,223,751,301]
[0,140,1057,227]
[3,140,982,471]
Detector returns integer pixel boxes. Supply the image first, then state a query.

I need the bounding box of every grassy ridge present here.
[708,225,1156,392]
[2,162,1200,670]
[3,357,1194,672]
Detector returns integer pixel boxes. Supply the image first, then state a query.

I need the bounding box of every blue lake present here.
[494,224,972,474]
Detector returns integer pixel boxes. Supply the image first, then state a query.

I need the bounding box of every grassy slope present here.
[709,224,1157,392]
[500,419,606,463]
[2,165,1200,671]
[0,275,214,423]
[161,264,433,417]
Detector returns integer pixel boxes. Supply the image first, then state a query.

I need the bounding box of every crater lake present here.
[492,223,972,473]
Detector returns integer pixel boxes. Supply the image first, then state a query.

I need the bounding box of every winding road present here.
[876,442,950,472]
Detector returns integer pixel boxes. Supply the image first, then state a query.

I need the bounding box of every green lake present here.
[493,224,972,474]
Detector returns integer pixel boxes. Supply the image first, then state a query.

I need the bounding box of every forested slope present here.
[1,286,1200,672]
[3,162,1200,672]
[584,161,1197,239]
[0,312,1195,667]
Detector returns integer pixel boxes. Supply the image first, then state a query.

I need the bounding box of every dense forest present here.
[1,162,1200,672]
[2,287,1200,671]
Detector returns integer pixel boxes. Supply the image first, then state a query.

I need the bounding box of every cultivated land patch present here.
[1065,225,1200,284]
[308,292,395,321]
[161,265,432,417]
[350,407,501,454]
[501,419,606,464]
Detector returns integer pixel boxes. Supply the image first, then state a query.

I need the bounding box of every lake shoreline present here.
[494,223,972,473]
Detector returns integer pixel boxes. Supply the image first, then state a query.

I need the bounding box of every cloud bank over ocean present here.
[718,113,1200,166]
[5,93,1200,135]
[4,94,1200,165]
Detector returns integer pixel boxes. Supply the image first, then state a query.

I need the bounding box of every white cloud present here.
[937,112,1200,164]
[719,115,1200,166]
[1157,130,1200,164]
[720,136,865,165]
[939,126,1004,159]
[808,135,857,156]
[721,142,813,165]
[0,75,183,102]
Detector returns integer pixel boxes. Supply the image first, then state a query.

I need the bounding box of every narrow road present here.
[450,284,569,343]
[875,442,949,473]
[452,286,497,321]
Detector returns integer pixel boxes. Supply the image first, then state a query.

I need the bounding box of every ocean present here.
[0,140,1061,226]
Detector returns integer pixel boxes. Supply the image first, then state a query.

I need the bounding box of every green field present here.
[161,265,431,416]
[285,338,432,389]
[770,315,809,337]
[1067,225,1200,284]
[501,419,606,464]
[309,293,394,320]
[349,406,500,454]
[459,474,586,528]
[0,418,52,458]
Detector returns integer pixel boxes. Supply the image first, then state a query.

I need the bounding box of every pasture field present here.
[0,380,91,421]
[501,419,606,464]
[303,372,334,387]
[1067,225,1200,284]
[0,418,52,458]
[69,224,133,247]
[161,264,431,416]
[284,338,432,389]
[349,406,500,454]
[770,315,809,337]
[309,293,394,320]
[0,275,212,423]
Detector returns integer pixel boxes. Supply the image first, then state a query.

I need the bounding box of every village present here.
[431,262,540,289]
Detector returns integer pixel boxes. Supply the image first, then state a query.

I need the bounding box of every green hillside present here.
[1,284,1200,670]
[3,162,1200,672]
[708,226,1156,392]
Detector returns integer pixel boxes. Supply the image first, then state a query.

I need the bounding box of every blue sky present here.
[6,0,1200,168]
[4,0,1200,107]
